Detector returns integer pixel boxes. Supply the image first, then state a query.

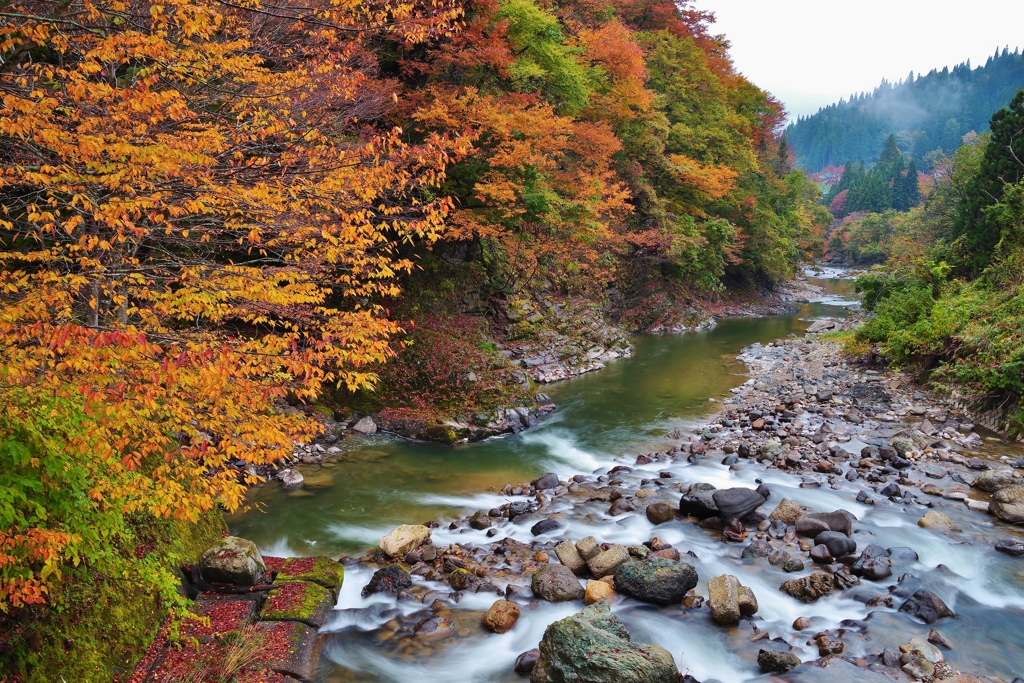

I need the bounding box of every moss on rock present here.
[273,556,344,597]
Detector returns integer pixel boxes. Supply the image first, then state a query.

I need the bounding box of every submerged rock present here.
[613,558,698,605]
[531,601,679,683]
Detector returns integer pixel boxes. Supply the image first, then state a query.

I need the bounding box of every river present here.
[227,275,1024,683]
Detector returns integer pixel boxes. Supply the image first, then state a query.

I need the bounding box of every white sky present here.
[698,0,1024,121]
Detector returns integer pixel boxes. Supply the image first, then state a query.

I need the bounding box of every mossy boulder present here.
[274,556,344,597]
[613,558,698,605]
[199,536,267,586]
[261,581,334,628]
[531,601,678,683]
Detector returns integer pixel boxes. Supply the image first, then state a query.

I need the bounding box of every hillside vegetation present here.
[0,0,826,678]
[850,91,1024,437]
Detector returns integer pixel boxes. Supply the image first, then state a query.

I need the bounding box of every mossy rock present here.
[255,620,322,681]
[261,581,333,628]
[274,556,344,596]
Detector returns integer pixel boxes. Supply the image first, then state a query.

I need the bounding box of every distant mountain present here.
[786,47,1024,172]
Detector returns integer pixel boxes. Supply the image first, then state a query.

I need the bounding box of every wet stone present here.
[614,558,698,606]
[362,564,412,597]
[758,648,800,673]
[531,564,585,602]
[899,589,954,624]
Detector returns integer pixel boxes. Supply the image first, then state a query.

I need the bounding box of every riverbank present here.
[296,315,1024,683]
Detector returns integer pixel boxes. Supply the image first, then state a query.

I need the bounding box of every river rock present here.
[646,502,675,524]
[815,530,856,557]
[199,536,267,586]
[712,488,766,523]
[679,483,718,518]
[532,564,585,602]
[899,589,954,623]
[379,524,431,557]
[609,498,636,515]
[995,539,1024,555]
[585,579,616,605]
[362,564,411,597]
[795,510,854,537]
[707,574,741,624]
[918,510,958,531]
[515,649,540,674]
[588,545,630,579]
[414,615,454,639]
[973,470,1016,493]
[889,435,916,457]
[279,468,304,487]
[738,585,758,616]
[769,498,805,525]
[758,648,800,673]
[531,518,562,536]
[535,473,560,490]
[576,536,601,561]
[859,557,892,581]
[555,540,587,574]
[809,544,833,564]
[613,558,698,605]
[470,510,492,530]
[352,416,377,434]
[482,599,521,633]
[991,486,1024,523]
[531,601,679,683]
[742,540,772,559]
[780,572,836,602]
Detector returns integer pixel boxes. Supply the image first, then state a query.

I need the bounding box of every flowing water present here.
[227,276,1024,683]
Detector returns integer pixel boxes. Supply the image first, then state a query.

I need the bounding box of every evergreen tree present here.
[903,159,920,209]
[877,134,903,179]
[849,168,890,213]
[955,88,1024,270]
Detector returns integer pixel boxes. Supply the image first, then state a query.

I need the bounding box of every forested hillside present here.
[0,0,826,677]
[787,47,1024,172]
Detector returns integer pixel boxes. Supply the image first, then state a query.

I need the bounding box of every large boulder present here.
[532,564,585,602]
[795,510,855,537]
[711,488,766,523]
[991,486,1024,524]
[613,558,698,605]
[199,536,267,586]
[918,510,958,531]
[379,525,432,558]
[535,473,560,490]
[531,601,679,683]
[352,416,377,434]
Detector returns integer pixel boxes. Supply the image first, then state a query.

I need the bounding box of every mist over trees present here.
[787,47,1024,172]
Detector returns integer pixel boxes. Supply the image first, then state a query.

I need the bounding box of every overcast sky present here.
[699,0,1024,122]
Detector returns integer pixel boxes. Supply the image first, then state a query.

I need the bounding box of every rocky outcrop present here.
[531,602,679,683]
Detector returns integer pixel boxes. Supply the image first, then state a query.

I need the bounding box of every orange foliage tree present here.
[0,0,464,610]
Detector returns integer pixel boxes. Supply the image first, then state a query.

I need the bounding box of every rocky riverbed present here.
[308,322,1024,683]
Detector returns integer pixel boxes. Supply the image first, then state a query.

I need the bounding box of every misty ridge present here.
[786,46,1024,172]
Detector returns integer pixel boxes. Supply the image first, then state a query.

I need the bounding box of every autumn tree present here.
[0,0,464,613]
